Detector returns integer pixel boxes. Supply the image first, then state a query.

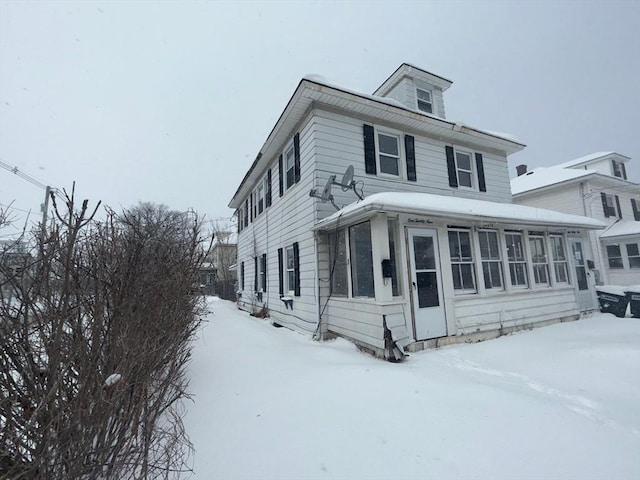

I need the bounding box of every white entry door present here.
[569,238,596,311]
[407,228,447,340]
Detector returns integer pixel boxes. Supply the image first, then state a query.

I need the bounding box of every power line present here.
[0,159,50,191]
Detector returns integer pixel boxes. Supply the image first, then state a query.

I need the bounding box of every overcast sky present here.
[1,0,638,237]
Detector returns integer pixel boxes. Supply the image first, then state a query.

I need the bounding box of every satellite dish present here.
[321,175,335,201]
[340,166,354,191]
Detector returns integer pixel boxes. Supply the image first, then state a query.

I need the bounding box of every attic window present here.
[612,160,627,180]
[416,88,433,113]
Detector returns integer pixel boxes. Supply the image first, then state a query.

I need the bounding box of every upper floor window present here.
[376,131,401,176]
[612,160,627,180]
[416,87,433,114]
[445,146,486,192]
[284,143,296,190]
[363,124,417,182]
[455,150,474,188]
[257,182,265,215]
[601,193,620,218]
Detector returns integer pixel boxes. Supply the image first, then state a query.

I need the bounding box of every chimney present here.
[516,164,528,176]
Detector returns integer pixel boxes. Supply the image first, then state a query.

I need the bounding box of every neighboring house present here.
[200,232,237,299]
[228,63,604,360]
[511,152,640,287]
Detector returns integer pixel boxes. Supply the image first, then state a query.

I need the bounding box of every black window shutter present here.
[236,210,240,233]
[254,256,258,292]
[600,193,610,218]
[475,153,486,192]
[250,194,254,222]
[262,253,267,291]
[445,146,458,188]
[278,154,284,197]
[266,169,272,207]
[631,199,640,221]
[615,195,622,219]
[404,135,416,181]
[244,200,249,227]
[293,242,300,297]
[241,262,245,290]
[294,133,301,184]
[278,248,284,296]
[621,163,627,180]
[363,124,377,174]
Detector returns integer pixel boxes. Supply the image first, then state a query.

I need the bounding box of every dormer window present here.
[416,87,433,114]
[612,160,627,180]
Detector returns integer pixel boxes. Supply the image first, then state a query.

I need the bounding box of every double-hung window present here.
[286,246,296,292]
[448,229,476,293]
[627,243,640,268]
[550,235,569,283]
[259,254,267,291]
[455,150,474,188]
[606,245,623,269]
[505,232,528,287]
[612,160,627,179]
[529,234,550,286]
[257,183,264,215]
[478,230,503,290]
[285,143,295,190]
[376,132,401,176]
[416,87,433,113]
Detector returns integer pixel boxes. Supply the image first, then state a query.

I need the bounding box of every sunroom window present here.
[606,245,623,269]
[349,221,374,297]
[505,232,528,287]
[550,235,569,283]
[529,235,550,286]
[328,229,348,296]
[478,230,503,290]
[627,243,640,269]
[448,229,476,293]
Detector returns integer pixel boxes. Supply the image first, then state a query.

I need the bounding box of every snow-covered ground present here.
[183,297,640,480]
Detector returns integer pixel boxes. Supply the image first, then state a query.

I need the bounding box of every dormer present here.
[372,63,453,120]
[557,152,631,180]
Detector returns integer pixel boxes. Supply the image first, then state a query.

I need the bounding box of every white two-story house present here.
[511,152,640,286]
[229,63,604,360]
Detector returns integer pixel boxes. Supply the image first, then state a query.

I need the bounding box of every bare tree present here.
[0,189,208,479]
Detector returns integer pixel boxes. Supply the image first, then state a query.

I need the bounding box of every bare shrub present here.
[0,189,208,479]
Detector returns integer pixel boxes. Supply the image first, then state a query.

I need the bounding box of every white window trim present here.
[448,229,477,295]
[606,244,624,269]
[374,127,404,179]
[504,231,528,289]
[284,142,295,191]
[416,87,433,114]
[549,234,570,285]
[285,246,295,294]
[454,148,475,190]
[477,229,504,292]
[528,234,550,287]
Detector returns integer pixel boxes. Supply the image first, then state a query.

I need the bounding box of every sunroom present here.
[313,192,605,360]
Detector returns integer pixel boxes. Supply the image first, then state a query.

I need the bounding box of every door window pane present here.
[413,236,435,270]
[416,272,439,308]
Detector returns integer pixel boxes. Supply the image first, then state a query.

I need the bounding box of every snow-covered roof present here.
[599,220,640,239]
[556,152,619,169]
[314,192,605,231]
[510,167,594,195]
[229,67,525,209]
